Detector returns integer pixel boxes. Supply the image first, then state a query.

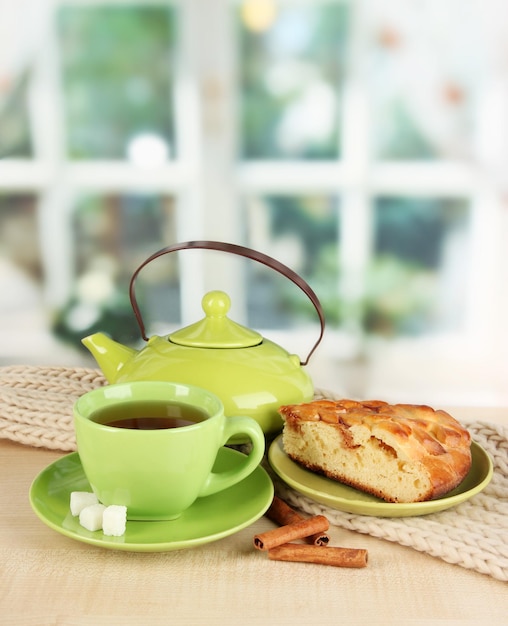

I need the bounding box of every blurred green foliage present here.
[58,5,176,159]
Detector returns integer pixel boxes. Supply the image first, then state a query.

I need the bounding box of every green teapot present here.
[82,241,325,439]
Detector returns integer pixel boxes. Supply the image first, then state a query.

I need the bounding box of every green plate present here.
[30,448,273,551]
[268,436,493,517]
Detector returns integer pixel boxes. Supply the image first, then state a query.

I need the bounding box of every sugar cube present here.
[102,505,127,537]
[70,491,99,516]
[79,503,106,532]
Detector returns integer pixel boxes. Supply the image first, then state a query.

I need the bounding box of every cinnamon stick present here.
[268,543,368,568]
[253,515,329,551]
[266,496,330,546]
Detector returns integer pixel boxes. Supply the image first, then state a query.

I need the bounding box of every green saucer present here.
[268,436,493,517]
[30,448,273,551]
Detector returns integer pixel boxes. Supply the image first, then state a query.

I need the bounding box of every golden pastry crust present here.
[279,399,472,503]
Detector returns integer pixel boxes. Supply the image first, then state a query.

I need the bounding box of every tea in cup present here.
[73,381,265,520]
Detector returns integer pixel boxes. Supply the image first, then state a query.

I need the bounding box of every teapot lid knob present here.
[201,290,231,317]
[169,290,262,348]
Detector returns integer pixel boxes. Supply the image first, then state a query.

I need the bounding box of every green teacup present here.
[73,381,265,520]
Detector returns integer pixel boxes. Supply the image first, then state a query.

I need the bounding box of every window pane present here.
[0,195,44,362]
[367,3,476,160]
[244,194,340,328]
[0,194,41,303]
[238,2,350,159]
[53,194,179,349]
[367,197,470,335]
[58,6,176,160]
[0,75,33,158]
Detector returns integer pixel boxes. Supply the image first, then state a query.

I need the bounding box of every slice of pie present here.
[279,399,472,503]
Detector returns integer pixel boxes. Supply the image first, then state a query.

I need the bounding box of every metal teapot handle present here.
[129,240,325,366]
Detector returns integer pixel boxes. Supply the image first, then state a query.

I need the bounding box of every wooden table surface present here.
[1,406,508,626]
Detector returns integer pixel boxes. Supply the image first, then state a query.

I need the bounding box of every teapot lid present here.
[169,290,262,348]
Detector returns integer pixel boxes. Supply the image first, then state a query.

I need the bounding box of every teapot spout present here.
[81,332,137,383]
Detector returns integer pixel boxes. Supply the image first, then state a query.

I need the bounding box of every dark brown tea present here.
[90,400,209,430]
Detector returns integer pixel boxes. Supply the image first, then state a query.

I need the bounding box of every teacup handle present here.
[129,240,325,366]
[198,415,265,498]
